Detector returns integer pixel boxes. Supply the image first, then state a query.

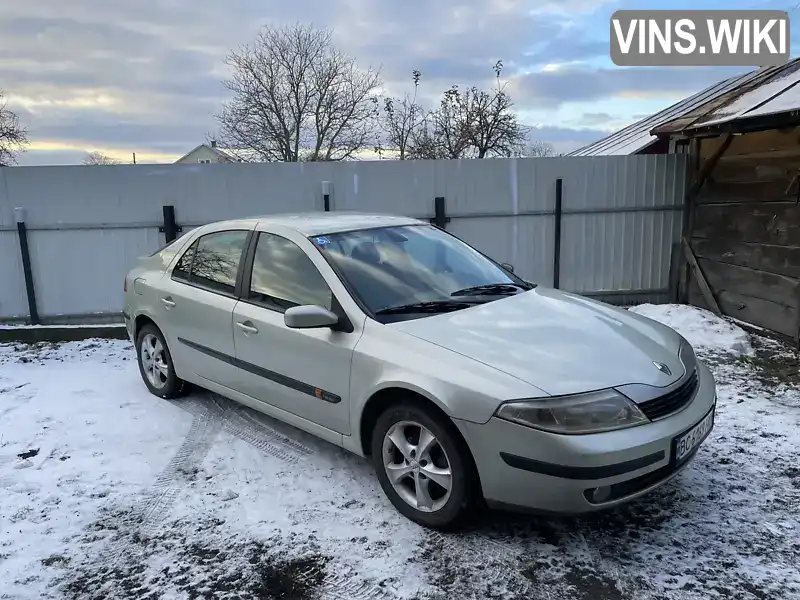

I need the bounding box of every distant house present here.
[174,141,242,164]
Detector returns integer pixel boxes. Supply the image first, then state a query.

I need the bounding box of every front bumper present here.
[455,361,717,514]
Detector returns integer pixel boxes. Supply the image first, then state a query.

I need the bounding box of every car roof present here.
[214,212,426,236]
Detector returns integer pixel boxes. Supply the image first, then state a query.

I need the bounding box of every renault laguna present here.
[124,213,716,529]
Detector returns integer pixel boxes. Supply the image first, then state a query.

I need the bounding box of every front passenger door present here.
[232,231,358,435]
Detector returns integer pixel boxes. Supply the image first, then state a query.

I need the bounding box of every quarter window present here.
[248,233,332,311]
[171,230,249,294]
[172,239,196,282]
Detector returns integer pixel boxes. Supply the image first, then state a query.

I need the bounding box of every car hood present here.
[389,288,685,397]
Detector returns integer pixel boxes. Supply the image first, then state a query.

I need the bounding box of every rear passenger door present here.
[232,230,359,435]
[159,228,251,390]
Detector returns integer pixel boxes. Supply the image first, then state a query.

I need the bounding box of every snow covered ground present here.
[1,304,798,600]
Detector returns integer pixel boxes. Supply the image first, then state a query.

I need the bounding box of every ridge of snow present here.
[628,303,754,356]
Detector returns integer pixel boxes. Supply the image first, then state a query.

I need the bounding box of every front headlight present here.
[495,389,649,435]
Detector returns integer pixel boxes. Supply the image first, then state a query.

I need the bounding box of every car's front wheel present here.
[370,401,479,530]
[136,324,187,399]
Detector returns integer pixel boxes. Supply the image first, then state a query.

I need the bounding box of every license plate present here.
[673,407,715,463]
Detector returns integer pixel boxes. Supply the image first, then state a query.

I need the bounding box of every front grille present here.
[637,370,698,420]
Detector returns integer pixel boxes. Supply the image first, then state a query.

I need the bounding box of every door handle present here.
[236,321,258,334]
[160,297,176,309]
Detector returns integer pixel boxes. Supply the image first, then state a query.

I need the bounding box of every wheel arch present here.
[133,312,161,342]
[359,385,485,502]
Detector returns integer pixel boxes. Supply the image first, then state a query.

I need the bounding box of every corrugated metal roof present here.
[567,68,762,156]
[652,59,800,135]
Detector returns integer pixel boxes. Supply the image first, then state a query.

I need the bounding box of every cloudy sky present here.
[1,0,796,165]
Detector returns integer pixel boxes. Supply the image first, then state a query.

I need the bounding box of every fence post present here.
[430,197,450,229]
[161,205,180,243]
[14,207,40,325]
[668,241,682,303]
[552,179,563,289]
[322,181,332,212]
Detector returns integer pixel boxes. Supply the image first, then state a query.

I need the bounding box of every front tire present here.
[370,401,478,530]
[135,324,187,399]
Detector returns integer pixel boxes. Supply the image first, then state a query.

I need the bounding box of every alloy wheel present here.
[140,333,169,389]
[382,420,453,512]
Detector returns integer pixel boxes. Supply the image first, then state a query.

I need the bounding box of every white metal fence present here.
[0,155,688,324]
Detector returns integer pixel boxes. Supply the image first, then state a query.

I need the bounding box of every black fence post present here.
[322,181,332,212]
[430,197,450,229]
[553,179,563,290]
[14,207,40,325]
[161,205,180,244]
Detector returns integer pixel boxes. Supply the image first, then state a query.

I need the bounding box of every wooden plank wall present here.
[689,129,800,339]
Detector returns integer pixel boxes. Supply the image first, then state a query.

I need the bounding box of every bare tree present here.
[0,92,28,166]
[377,70,425,160]
[461,61,528,158]
[82,151,121,165]
[405,86,471,160]
[406,61,527,160]
[216,23,382,162]
[520,140,557,157]
[406,118,446,160]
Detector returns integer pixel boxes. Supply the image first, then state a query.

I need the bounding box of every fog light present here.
[591,486,612,503]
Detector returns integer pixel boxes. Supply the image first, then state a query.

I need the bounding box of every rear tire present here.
[370,401,478,530]
[135,324,188,399]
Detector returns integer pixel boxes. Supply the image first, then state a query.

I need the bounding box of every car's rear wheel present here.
[136,324,187,399]
[370,401,478,530]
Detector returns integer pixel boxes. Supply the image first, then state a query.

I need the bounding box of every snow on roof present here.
[567,69,762,156]
[652,58,800,135]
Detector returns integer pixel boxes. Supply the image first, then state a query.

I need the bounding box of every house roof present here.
[174,143,240,163]
[567,67,765,156]
[651,58,800,137]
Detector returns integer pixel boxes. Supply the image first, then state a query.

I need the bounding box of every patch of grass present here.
[738,349,800,387]
[249,553,326,600]
[42,554,70,567]
[697,330,800,389]
[563,566,632,600]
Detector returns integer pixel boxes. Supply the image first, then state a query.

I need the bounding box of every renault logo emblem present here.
[653,361,672,376]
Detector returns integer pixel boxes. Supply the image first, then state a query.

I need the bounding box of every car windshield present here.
[310,224,533,319]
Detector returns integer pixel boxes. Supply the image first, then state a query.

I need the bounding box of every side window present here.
[248,233,332,311]
[171,230,248,294]
[190,230,249,294]
[172,240,197,282]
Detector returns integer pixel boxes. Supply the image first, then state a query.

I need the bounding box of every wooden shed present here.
[652,59,800,343]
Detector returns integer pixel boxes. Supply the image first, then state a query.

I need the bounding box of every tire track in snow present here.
[169,391,315,464]
[137,410,223,531]
[287,562,393,600]
[104,400,225,559]
[175,393,393,600]
[228,402,315,456]
[429,530,520,560]
[318,571,393,600]
[186,392,518,600]
[425,530,523,591]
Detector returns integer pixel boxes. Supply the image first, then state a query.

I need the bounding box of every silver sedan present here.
[124,213,716,529]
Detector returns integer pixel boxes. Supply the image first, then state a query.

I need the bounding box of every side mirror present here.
[284,305,339,329]
[500,262,515,274]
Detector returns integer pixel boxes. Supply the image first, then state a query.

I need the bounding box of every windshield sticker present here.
[314,236,331,246]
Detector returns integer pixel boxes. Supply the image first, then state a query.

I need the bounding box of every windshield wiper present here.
[374,300,479,316]
[450,282,532,297]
